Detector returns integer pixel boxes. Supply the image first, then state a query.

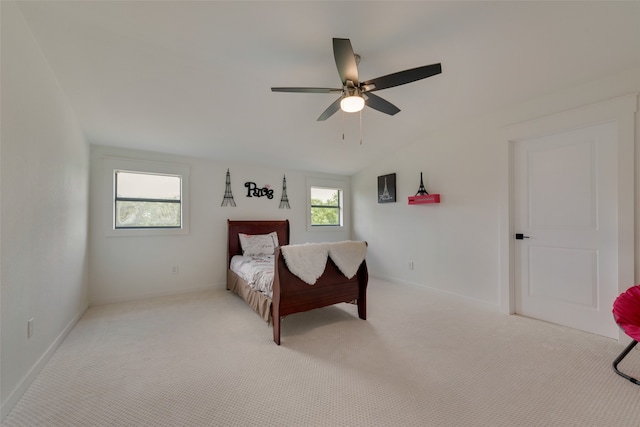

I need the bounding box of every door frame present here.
[499,93,637,341]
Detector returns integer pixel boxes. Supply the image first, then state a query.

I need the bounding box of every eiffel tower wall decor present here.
[377,173,396,203]
[279,175,290,209]
[221,169,236,207]
[408,172,440,205]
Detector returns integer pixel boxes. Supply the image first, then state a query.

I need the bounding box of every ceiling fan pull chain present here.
[359,110,363,145]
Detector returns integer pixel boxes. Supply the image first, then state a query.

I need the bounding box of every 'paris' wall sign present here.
[245,182,274,199]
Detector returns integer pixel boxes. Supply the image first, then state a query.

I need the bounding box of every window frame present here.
[103,157,190,237]
[306,177,348,232]
[309,186,343,227]
[114,170,183,230]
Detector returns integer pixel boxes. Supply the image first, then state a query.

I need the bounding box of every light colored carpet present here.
[3,277,640,426]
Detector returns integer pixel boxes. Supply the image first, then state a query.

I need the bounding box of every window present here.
[310,186,342,226]
[306,176,349,232]
[102,156,190,236]
[115,171,182,229]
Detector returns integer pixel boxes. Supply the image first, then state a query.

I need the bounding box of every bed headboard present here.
[227,220,290,263]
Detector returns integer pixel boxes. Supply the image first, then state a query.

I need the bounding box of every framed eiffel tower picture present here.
[377,173,396,203]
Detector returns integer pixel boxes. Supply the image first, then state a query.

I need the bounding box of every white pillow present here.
[239,232,280,256]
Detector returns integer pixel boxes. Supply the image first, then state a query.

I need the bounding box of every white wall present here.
[89,145,351,305]
[353,66,640,309]
[1,2,90,418]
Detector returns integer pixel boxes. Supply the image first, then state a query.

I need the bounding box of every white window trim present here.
[306,176,348,232]
[103,157,190,237]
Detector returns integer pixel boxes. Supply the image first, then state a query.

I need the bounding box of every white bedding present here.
[230,255,275,298]
[280,241,367,285]
[230,241,367,295]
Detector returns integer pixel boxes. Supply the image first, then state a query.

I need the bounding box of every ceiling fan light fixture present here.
[340,95,365,113]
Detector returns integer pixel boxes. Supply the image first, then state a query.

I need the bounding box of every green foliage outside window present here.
[311,188,341,226]
[116,201,181,228]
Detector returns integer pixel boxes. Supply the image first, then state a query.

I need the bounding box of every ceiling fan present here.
[271,38,442,121]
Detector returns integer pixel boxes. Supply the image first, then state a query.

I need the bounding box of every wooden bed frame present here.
[227,219,368,345]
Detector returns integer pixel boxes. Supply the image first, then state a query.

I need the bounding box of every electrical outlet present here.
[171,264,179,274]
[408,261,414,270]
[27,318,34,339]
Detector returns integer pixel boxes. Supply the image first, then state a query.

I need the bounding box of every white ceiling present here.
[15,1,640,175]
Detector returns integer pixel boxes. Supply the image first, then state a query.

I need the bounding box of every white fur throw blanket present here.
[279,241,367,285]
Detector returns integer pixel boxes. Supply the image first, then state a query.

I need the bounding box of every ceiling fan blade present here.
[364,92,400,116]
[333,38,359,86]
[317,97,342,121]
[361,63,442,93]
[271,87,342,93]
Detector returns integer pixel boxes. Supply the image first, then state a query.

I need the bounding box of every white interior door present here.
[513,122,619,338]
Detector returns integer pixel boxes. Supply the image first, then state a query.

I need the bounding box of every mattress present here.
[229,255,275,298]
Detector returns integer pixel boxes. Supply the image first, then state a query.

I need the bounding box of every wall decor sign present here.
[221,169,236,207]
[245,182,274,199]
[378,173,396,203]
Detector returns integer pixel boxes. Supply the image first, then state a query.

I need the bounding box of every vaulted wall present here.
[88,144,351,304]
[352,66,640,309]
[1,2,90,418]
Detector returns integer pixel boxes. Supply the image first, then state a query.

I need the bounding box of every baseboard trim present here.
[369,274,500,313]
[89,284,218,306]
[1,304,89,421]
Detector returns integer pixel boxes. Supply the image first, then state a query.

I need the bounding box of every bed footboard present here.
[271,247,368,345]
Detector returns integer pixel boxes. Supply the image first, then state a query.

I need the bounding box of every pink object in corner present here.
[613,285,640,340]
